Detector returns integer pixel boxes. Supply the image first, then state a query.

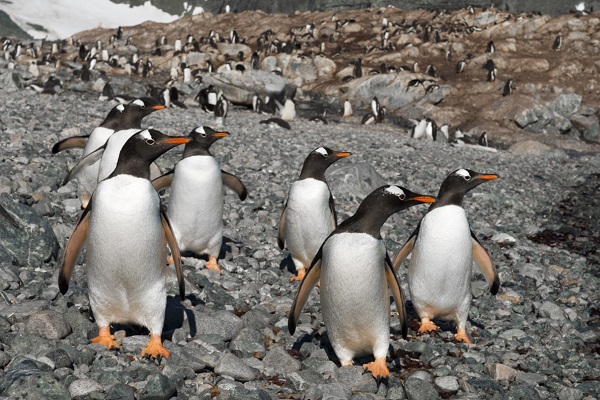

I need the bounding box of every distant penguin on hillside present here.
[553,33,562,50]
[502,79,515,96]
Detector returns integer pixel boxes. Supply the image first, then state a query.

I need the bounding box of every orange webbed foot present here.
[290,268,306,282]
[418,317,439,334]
[90,326,119,350]
[166,255,174,265]
[363,357,390,379]
[141,333,169,360]
[206,257,222,274]
[454,327,472,344]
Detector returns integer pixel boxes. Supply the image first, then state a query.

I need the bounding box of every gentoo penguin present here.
[411,118,427,139]
[352,58,362,78]
[425,118,437,140]
[392,169,500,344]
[553,33,562,50]
[259,117,291,130]
[196,85,218,112]
[58,98,165,207]
[155,127,247,273]
[502,79,515,96]
[214,92,229,122]
[279,99,296,121]
[288,185,435,378]
[342,100,353,117]
[58,129,189,360]
[486,40,495,53]
[278,147,350,281]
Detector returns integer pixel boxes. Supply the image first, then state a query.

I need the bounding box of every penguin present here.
[58,129,189,360]
[154,127,247,273]
[425,118,437,140]
[553,33,562,51]
[251,51,260,70]
[259,117,291,130]
[456,60,467,74]
[214,92,229,121]
[486,40,495,53]
[278,147,350,282]
[352,58,362,78]
[502,79,515,96]
[279,99,296,121]
[478,131,489,147]
[411,118,427,139]
[288,185,435,378]
[392,169,500,344]
[342,100,353,117]
[60,98,166,201]
[196,85,218,112]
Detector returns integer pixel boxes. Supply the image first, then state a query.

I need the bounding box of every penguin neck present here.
[109,159,151,180]
[340,205,390,239]
[182,144,212,159]
[429,192,464,211]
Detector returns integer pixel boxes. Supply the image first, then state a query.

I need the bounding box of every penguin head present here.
[340,185,435,237]
[434,168,499,207]
[106,97,165,130]
[183,126,229,157]
[111,129,189,178]
[299,147,351,180]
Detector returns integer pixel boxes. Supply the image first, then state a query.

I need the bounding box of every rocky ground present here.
[0,4,599,400]
[0,82,598,399]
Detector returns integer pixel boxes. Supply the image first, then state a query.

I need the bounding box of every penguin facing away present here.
[288,185,435,379]
[153,126,247,273]
[58,129,189,360]
[392,169,500,344]
[278,147,351,282]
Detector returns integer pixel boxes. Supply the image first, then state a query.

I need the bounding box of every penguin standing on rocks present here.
[58,129,189,360]
[278,147,350,282]
[553,33,562,50]
[502,79,515,96]
[53,98,165,208]
[154,127,247,273]
[289,185,435,378]
[392,169,500,343]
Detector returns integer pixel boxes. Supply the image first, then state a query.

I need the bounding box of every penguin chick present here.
[155,127,247,273]
[392,169,500,344]
[278,147,351,282]
[58,129,189,360]
[289,185,435,379]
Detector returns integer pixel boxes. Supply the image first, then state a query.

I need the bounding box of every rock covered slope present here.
[0,84,598,399]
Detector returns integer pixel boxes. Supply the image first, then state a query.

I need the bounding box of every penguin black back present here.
[298,147,351,181]
[336,185,435,238]
[430,169,498,211]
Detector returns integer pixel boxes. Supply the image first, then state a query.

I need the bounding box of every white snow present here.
[0,0,203,40]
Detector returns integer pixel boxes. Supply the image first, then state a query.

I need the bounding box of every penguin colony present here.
[19,2,523,380]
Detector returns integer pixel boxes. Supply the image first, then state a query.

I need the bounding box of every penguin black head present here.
[183,126,229,158]
[339,185,435,238]
[299,147,351,180]
[111,129,190,179]
[432,168,498,210]
[102,98,165,131]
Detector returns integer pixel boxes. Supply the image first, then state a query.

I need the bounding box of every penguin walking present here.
[502,79,515,96]
[553,33,562,51]
[155,127,247,273]
[58,129,189,360]
[392,169,500,344]
[53,98,165,208]
[214,92,229,124]
[278,147,350,282]
[289,185,435,378]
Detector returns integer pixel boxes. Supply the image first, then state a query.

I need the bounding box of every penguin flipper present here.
[277,202,288,250]
[151,170,174,191]
[385,254,408,339]
[62,146,105,186]
[161,211,185,299]
[221,171,247,200]
[59,203,92,294]
[288,248,322,335]
[472,234,499,295]
[52,135,90,154]
[392,223,420,271]
[328,193,338,228]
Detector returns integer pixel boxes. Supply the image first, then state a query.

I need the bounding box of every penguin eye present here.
[200,133,207,137]
[399,193,406,200]
[145,138,155,145]
[463,175,471,181]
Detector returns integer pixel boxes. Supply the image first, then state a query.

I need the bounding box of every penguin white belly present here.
[78,127,113,197]
[167,156,223,257]
[98,128,139,181]
[320,233,390,364]
[285,179,335,269]
[408,205,473,321]
[87,176,166,333]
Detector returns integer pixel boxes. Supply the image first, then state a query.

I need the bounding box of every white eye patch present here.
[139,130,152,140]
[455,169,470,179]
[132,99,144,107]
[194,126,206,134]
[116,104,125,112]
[385,185,406,199]
[315,147,328,156]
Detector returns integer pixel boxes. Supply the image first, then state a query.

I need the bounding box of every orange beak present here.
[479,174,499,181]
[164,137,191,145]
[212,132,229,138]
[411,195,436,203]
[152,105,166,110]
[335,152,352,158]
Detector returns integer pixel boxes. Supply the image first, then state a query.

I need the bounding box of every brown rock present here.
[509,140,551,155]
[485,363,518,381]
